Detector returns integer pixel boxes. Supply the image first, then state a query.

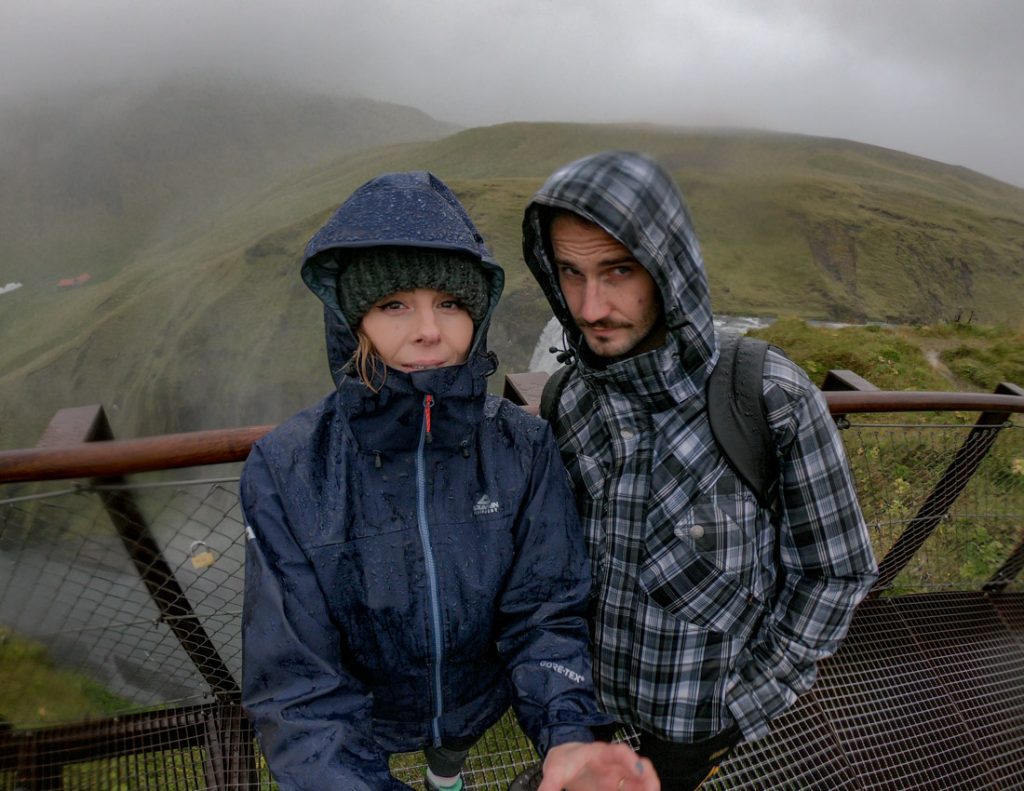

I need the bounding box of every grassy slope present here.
[2,122,1024,449]
[750,318,1024,393]
[0,628,127,723]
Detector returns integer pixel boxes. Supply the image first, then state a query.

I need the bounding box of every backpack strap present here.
[540,364,572,423]
[707,336,781,518]
[542,336,781,518]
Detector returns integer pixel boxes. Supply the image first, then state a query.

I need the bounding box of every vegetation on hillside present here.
[915,323,1024,391]
[1,97,1023,450]
[0,628,127,723]
[0,78,458,290]
[750,318,1024,392]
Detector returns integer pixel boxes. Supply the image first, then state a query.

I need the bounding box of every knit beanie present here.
[336,247,490,329]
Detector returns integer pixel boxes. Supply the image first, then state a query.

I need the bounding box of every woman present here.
[240,171,657,791]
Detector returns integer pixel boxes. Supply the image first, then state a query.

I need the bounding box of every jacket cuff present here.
[538,724,596,756]
[724,659,798,743]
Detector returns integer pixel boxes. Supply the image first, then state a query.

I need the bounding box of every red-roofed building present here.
[57,273,92,288]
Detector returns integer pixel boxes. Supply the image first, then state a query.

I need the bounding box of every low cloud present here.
[2,0,1022,186]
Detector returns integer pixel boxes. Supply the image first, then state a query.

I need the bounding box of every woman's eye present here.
[378,300,405,311]
[439,299,462,310]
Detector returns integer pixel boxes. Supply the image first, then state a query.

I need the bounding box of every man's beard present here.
[574,315,666,363]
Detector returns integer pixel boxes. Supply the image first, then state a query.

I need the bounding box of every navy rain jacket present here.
[241,172,604,790]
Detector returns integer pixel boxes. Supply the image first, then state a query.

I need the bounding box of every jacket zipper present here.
[416,393,444,744]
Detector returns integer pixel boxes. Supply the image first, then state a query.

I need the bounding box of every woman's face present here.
[359,288,474,372]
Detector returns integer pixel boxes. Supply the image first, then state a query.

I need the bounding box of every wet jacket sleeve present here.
[494,426,608,755]
[240,445,407,791]
[724,369,878,742]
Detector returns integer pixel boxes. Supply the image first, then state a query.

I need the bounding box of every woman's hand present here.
[538,741,660,791]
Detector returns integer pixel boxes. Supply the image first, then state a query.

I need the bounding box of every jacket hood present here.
[302,171,505,389]
[522,151,717,377]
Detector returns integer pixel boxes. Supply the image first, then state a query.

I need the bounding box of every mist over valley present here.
[2,78,1023,449]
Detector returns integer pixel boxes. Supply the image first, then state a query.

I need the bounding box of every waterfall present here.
[528,316,569,374]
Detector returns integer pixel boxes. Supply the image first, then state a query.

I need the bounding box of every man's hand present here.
[537,741,659,791]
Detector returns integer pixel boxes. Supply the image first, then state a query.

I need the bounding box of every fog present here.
[3,0,1023,186]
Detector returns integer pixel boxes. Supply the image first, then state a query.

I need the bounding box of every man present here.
[521,151,878,790]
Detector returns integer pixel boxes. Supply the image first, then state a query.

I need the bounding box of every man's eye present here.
[558,266,582,279]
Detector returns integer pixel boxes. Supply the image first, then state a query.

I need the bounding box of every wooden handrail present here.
[1,390,1022,484]
[822,390,1024,415]
[0,425,274,483]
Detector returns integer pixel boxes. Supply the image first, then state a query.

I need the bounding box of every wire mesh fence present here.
[1,475,246,712]
[841,417,1023,593]
[0,415,1022,789]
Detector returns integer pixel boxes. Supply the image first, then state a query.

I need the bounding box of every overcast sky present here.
[4,0,1023,187]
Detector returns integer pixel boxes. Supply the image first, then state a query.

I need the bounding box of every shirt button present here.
[620,428,634,439]
[690,525,705,540]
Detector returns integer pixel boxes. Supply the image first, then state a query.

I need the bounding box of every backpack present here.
[540,335,781,517]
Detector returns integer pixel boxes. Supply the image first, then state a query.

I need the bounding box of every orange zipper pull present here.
[424,394,434,444]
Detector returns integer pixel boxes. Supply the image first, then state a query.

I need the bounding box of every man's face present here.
[550,214,665,360]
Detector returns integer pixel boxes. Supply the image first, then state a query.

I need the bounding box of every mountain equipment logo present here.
[473,494,500,515]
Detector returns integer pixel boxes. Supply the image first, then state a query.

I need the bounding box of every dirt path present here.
[918,340,967,388]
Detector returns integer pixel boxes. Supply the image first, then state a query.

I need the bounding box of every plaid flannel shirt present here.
[523,151,878,743]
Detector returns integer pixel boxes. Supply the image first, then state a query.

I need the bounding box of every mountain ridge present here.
[0,77,459,288]
[2,87,1023,449]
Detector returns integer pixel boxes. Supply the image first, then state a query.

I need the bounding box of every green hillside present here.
[2,117,1023,450]
[0,77,458,290]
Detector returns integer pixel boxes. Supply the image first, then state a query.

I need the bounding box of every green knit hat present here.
[336,247,490,329]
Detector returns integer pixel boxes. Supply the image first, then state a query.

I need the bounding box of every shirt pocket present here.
[637,491,765,640]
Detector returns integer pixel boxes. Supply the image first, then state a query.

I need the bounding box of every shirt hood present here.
[522,151,717,382]
[302,170,505,389]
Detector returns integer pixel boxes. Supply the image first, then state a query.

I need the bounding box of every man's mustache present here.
[575,318,633,330]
